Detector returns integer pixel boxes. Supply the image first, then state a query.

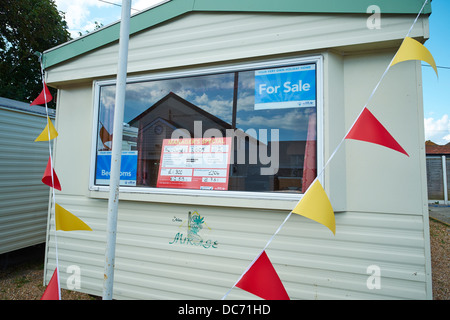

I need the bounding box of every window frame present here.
[89,55,324,201]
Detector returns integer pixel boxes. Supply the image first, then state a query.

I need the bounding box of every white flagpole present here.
[102,0,131,300]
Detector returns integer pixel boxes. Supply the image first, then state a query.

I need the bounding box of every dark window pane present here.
[95,62,318,193]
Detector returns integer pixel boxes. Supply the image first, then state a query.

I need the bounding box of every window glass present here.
[94,61,318,194]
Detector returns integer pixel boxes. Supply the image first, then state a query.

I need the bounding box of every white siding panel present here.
[45,194,429,299]
[46,12,428,84]
[43,11,431,300]
[0,108,51,254]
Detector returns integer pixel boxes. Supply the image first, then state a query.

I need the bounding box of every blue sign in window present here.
[254,64,316,110]
[96,151,138,186]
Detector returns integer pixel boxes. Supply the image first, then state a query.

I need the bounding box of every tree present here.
[79,21,104,37]
[0,0,71,108]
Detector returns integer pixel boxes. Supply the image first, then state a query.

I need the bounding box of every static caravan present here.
[0,97,55,255]
[42,0,433,299]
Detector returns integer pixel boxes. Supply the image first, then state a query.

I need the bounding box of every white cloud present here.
[55,0,109,37]
[194,93,233,123]
[424,114,450,144]
[55,0,164,38]
[241,110,310,132]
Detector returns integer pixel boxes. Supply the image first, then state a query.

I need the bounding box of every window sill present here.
[88,186,302,211]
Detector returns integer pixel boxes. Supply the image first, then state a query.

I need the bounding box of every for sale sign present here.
[156,137,232,191]
[254,63,316,110]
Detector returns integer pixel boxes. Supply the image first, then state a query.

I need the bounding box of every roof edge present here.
[43,0,432,69]
[192,0,432,14]
[43,0,192,69]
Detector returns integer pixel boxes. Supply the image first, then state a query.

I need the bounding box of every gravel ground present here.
[0,218,448,300]
[0,244,96,300]
[429,218,449,300]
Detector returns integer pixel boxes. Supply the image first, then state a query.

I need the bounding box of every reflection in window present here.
[95,63,317,193]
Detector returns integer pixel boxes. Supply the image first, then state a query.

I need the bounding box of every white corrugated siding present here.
[45,194,429,300]
[46,12,428,84]
[0,107,52,254]
[44,11,432,299]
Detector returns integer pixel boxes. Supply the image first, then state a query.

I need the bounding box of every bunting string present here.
[37,55,61,300]
[30,0,434,301]
[221,211,293,300]
[35,55,92,300]
[222,0,435,300]
[320,0,431,174]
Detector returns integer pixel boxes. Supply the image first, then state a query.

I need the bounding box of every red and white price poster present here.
[156,137,232,191]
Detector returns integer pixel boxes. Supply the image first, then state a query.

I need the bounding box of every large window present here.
[91,57,322,196]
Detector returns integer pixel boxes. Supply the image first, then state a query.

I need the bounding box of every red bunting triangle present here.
[31,82,53,106]
[42,156,62,191]
[236,251,290,300]
[41,268,60,300]
[345,107,409,156]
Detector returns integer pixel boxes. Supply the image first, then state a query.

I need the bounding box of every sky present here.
[420,0,450,145]
[54,0,163,36]
[54,0,450,145]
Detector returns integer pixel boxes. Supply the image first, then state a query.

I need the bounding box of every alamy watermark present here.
[66,265,81,290]
[367,5,381,30]
[170,121,280,176]
[366,264,381,290]
[62,263,382,292]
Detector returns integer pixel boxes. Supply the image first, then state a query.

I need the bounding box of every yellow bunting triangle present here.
[35,117,58,141]
[390,36,438,77]
[55,203,92,231]
[292,180,335,235]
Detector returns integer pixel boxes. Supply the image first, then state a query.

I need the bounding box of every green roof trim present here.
[43,0,432,69]
[192,0,431,14]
